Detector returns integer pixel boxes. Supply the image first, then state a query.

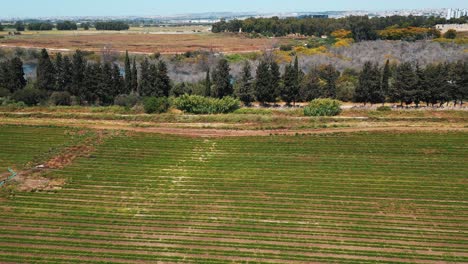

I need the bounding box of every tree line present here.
[0,49,466,107]
[95,21,130,31]
[1,21,129,31]
[212,15,467,41]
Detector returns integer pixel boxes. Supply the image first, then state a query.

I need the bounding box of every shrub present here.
[172,94,240,114]
[114,94,141,108]
[12,86,47,106]
[376,105,392,112]
[280,44,294,51]
[304,98,342,116]
[143,97,169,114]
[443,29,457,39]
[49,91,72,106]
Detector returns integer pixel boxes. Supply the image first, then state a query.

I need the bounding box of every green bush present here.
[49,91,72,106]
[304,98,342,116]
[143,97,169,114]
[12,85,47,106]
[376,105,392,112]
[172,94,240,114]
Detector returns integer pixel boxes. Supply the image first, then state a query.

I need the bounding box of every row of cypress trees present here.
[355,60,468,106]
[1,49,467,107]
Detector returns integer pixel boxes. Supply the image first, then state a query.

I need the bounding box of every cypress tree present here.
[71,50,87,99]
[413,63,426,107]
[319,64,339,98]
[381,59,391,103]
[204,69,211,97]
[211,58,232,98]
[254,60,274,105]
[270,61,281,100]
[281,64,300,106]
[148,63,158,96]
[54,53,64,91]
[4,57,26,93]
[138,58,150,96]
[62,55,73,93]
[300,68,321,102]
[155,60,171,97]
[234,60,254,106]
[368,63,384,105]
[83,63,101,104]
[36,49,55,91]
[124,51,132,94]
[131,58,138,94]
[112,63,124,97]
[391,62,417,105]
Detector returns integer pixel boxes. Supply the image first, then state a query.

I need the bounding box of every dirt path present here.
[0,117,466,137]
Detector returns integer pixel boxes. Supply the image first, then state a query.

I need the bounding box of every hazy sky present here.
[4,0,467,18]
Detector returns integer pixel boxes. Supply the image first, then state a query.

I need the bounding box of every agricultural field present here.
[0,31,283,54]
[0,124,467,263]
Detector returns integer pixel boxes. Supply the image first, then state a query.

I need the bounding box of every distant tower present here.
[446,8,452,20]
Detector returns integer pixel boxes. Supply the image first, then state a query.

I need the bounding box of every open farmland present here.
[0,32,283,54]
[0,125,467,263]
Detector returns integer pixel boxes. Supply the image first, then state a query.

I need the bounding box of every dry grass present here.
[0,32,285,54]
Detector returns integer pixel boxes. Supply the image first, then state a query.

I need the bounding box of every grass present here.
[0,125,88,170]
[0,125,466,263]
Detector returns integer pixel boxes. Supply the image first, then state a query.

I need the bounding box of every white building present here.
[446,8,468,19]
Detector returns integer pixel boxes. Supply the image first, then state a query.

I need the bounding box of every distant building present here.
[446,8,468,19]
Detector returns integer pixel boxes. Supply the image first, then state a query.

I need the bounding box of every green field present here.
[0,125,467,263]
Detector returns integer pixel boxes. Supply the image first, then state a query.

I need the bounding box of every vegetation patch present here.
[304,98,342,116]
[173,94,240,114]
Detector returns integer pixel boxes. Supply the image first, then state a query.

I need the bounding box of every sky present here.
[3,0,467,18]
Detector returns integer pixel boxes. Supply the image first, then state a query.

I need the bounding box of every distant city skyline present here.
[2,0,467,18]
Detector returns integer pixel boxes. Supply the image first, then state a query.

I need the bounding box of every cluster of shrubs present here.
[304,99,342,117]
[1,85,242,115]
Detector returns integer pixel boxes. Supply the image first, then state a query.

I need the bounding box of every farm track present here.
[0,115,467,137]
[0,126,466,263]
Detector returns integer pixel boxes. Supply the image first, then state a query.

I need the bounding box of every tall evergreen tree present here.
[300,68,321,101]
[54,53,64,91]
[234,61,254,106]
[254,60,274,105]
[112,63,124,97]
[368,63,384,104]
[211,58,232,98]
[138,58,151,96]
[71,50,87,99]
[381,59,391,102]
[2,57,26,93]
[124,51,132,94]
[270,61,281,100]
[413,63,426,107]
[204,69,211,97]
[319,64,340,98]
[54,53,72,92]
[36,49,55,91]
[354,62,372,104]
[148,63,158,96]
[155,60,171,97]
[131,58,138,94]
[281,64,300,106]
[83,63,101,104]
[391,62,417,105]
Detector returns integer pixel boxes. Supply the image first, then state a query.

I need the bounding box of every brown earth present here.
[0,33,284,54]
